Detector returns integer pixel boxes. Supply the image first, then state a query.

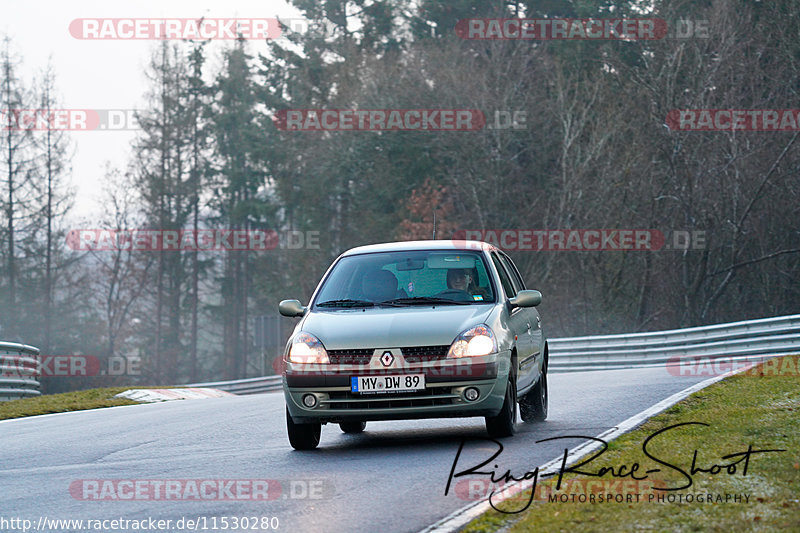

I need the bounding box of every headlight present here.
[447,324,497,358]
[288,332,329,364]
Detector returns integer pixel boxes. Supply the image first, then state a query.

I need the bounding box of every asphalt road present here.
[1,368,712,533]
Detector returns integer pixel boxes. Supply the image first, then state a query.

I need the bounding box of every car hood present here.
[300,305,496,350]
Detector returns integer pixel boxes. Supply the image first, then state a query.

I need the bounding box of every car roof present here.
[341,240,498,256]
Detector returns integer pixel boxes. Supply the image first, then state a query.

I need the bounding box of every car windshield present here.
[314,250,496,307]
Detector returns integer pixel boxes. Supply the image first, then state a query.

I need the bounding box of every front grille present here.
[328,349,373,365]
[327,345,450,365]
[401,345,450,362]
[322,386,459,409]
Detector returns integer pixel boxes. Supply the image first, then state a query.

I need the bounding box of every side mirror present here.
[509,289,542,308]
[279,299,306,317]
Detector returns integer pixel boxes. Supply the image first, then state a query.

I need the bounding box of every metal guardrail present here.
[3,316,794,400]
[548,314,800,372]
[0,341,41,401]
[185,375,283,395]
[185,314,800,395]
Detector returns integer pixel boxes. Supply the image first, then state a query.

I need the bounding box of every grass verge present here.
[462,355,800,533]
[0,387,149,420]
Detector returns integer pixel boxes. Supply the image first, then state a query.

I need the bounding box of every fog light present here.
[302,394,317,408]
[464,387,480,402]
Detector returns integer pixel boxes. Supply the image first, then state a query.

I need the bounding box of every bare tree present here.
[32,61,74,353]
[0,36,35,337]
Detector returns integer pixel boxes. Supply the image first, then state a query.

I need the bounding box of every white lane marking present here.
[420,364,757,533]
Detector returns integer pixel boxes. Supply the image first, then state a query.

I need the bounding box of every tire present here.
[520,366,548,422]
[485,376,516,438]
[339,421,366,434]
[286,407,321,450]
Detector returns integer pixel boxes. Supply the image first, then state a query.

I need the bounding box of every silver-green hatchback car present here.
[278,240,548,450]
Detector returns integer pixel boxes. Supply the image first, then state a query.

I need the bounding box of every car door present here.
[490,252,534,392]
[497,252,542,393]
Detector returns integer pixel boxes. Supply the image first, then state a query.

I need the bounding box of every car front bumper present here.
[283,351,511,424]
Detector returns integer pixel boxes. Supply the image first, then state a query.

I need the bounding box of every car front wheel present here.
[485,376,516,438]
[286,407,321,450]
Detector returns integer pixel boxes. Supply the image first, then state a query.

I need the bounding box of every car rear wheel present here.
[485,376,516,438]
[520,366,548,422]
[339,421,366,434]
[286,407,321,450]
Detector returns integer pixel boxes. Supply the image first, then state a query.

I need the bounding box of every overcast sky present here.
[3,0,301,220]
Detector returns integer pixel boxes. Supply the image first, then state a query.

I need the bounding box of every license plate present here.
[351,374,425,394]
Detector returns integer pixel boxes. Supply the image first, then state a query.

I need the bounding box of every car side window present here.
[490,253,516,299]
[495,253,522,296]
[499,253,526,291]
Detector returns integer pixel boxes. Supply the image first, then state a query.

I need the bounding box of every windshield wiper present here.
[381,297,470,306]
[317,299,375,308]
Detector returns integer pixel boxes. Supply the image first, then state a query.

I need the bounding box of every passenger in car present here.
[361,269,403,301]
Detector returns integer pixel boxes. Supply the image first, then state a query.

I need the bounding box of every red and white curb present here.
[115,388,235,403]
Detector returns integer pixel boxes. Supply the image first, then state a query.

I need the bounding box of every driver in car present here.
[446,268,491,301]
[446,268,472,292]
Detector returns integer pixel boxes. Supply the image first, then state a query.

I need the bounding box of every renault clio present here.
[278,240,548,450]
